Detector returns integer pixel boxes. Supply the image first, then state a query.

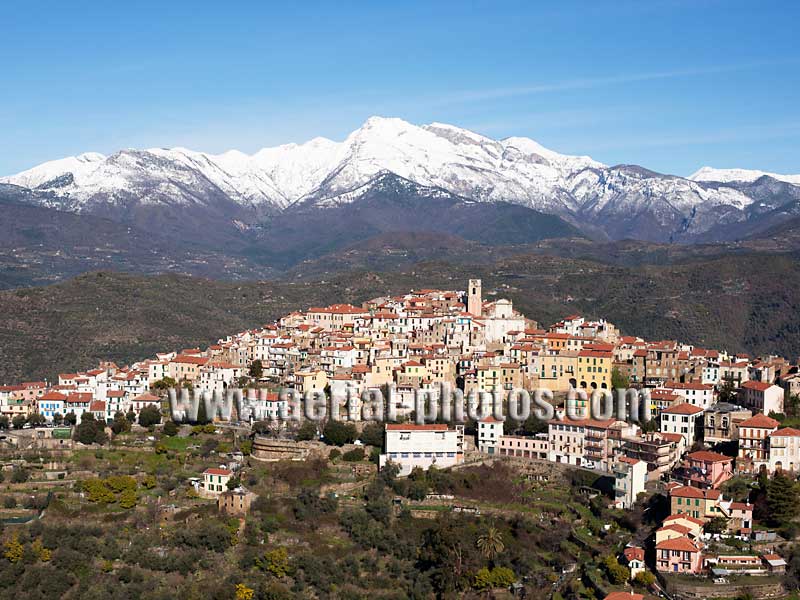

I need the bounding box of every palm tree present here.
[476,526,505,562]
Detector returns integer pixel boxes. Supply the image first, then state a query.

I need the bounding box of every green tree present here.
[162,420,179,436]
[611,367,630,389]
[520,413,548,435]
[0,415,9,429]
[473,566,516,590]
[634,571,655,586]
[152,376,177,391]
[64,412,77,426]
[249,360,264,380]
[322,421,357,446]
[718,376,737,403]
[768,471,800,525]
[258,547,290,577]
[359,422,384,448]
[75,413,106,444]
[704,516,729,534]
[476,526,505,563]
[11,467,30,484]
[603,555,630,585]
[111,411,131,435]
[11,415,26,429]
[342,448,365,462]
[3,533,24,563]
[295,421,318,441]
[27,413,46,427]
[119,488,138,509]
[138,405,162,428]
[82,479,115,503]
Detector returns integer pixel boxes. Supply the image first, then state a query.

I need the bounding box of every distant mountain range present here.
[1,116,800,287]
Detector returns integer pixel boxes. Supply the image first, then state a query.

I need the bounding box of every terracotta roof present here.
[661,402,703,415]
[656,536,701,552]
[664,513,706,526]
[771,427,800,437]
[604,593,644,600]
[687,450,733,463]
[623,546,645,562]
[739,413,780,429]
[385,424,449,431]
[669,485,705,499]
[172,355,210,365]
[203,468,232,476]
[66,392,93,404]
[666,381,713,391]
[658,523,692,535]
[742,380,774,391]
[39,391,67,401]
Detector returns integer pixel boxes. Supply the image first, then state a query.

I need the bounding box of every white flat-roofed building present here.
[613,456,648,509]
[477,416,502,453]
[380,424,464,476]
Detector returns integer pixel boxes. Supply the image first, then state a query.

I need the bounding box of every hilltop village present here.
[2,278,800,599]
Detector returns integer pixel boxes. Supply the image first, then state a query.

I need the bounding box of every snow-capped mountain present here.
[3,116,799,243]
[690,166,800,186]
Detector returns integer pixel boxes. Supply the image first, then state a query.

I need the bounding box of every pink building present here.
[680,450,734,489]
[656,536,703,574]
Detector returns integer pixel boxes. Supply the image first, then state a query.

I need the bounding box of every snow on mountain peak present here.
[689,166,800,186]
[5,116,797,243]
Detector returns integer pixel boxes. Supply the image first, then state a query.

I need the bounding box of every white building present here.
[130,392,161,413]
[661,382,716,410]
[739,381,784,415]
[767,427,800,473]
[37,391,66,422]
[477,416,503,454]
[613,456,648,509]
[547,420,585,466]
[380,424,464,476]
[202,467,233,495]
[660,402,704,447]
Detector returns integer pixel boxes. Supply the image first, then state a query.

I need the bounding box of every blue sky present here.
[1,0,798,177]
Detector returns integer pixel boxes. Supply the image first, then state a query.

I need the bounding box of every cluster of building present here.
[0,368,162,424]
[2,276,799,589]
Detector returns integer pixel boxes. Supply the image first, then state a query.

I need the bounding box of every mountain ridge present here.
[3,116,800,244]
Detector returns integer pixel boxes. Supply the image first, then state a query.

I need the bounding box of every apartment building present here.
[380,424,464,476]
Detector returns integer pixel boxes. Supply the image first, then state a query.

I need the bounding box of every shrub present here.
[11,467,30,484]
[322,421,357,447]
[342,448,365,462]
[295,421,317,441]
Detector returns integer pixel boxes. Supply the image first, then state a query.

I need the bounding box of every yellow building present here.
[169,355,210,384]
[295,370,328,394]
[396,360,429,387]
[538,352,578,392]
[576,350,612,390]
